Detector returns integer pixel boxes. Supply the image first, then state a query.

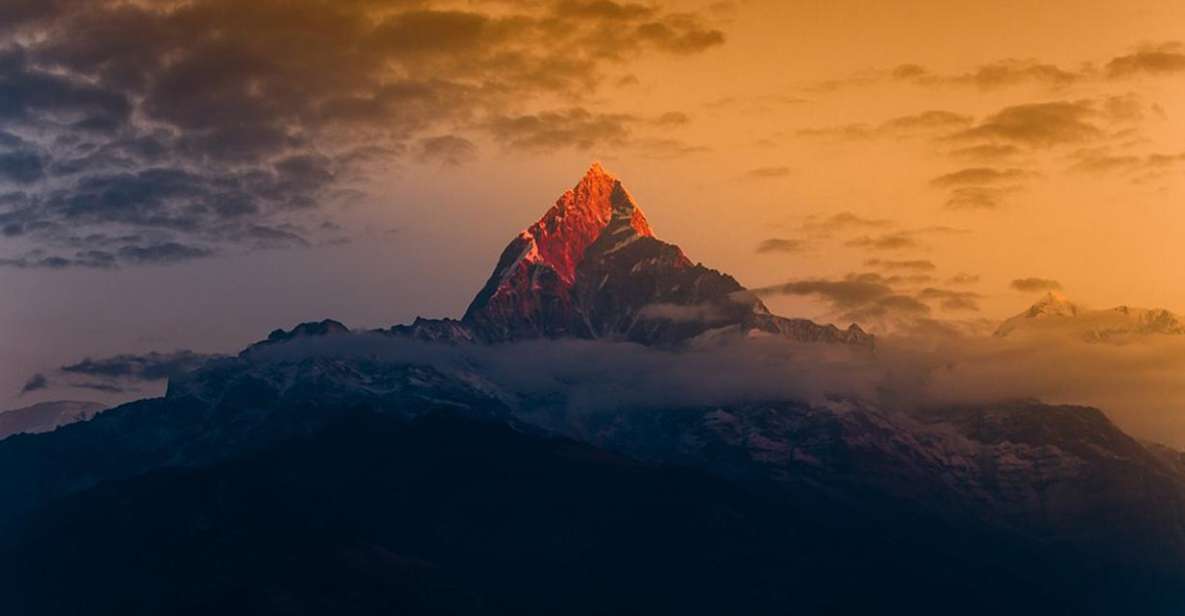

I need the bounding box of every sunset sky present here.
[3,0,1184,431]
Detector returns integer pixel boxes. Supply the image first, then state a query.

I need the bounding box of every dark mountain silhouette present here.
[5,412,1180,616]
[0,400,105,440]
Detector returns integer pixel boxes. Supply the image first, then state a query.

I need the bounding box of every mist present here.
[244,326,1185,447]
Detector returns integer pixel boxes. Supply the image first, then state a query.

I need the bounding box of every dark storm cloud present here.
[19,373,48,395]
[0,0,725,268]
[755,238,805,254]
[61,350,224,382]
[1010,278,1062,293]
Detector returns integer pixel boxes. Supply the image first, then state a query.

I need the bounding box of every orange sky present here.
[396,0,1185,328]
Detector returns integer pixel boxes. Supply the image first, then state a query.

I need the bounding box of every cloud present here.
[878,110,974,132]
[798,110,971,141]
[0,149,45,184]
[415,135,478,166]
[756,238,806,254]
[1106,42,1185,78]
[845,232,921,251]
[754,275,895,308]
[800,211,893,237]
[865,259,936,272]
[946,273,981,286]
[652,111,691,127]
[19,373,47,395]
[71,381,131,394]
[916,288,982,312]
[948,144,1022,162]
[929,168,1032,210]
[752,272,934,325]
[1069,147,1185,181]
[817,57,1087,93]
[947,59,1082,89]
[745,166,791,179]
[930,167,1031,187]
[944,186,1021,210]
[1010,278,1062,293]
[950,101,1102,148]
[636,303,725,323]
[486,108,635,151]
[215,320,1185,445]
[0,0,727,267]
[60,350,224,382]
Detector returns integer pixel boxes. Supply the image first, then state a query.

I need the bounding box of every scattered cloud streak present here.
[1011,277,1062,293]
[756,238,806,254]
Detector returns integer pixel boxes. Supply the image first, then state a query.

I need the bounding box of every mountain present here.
[996,291,1185,342]
[0,400,105,440]
[3,165,1185,613]
[0,413,1106,616]
[450,163,870,347]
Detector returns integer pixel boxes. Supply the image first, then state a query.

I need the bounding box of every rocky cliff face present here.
[461,163,870,347]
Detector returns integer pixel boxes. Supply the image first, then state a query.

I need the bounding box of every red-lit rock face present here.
[462,163,873,347]
[527,162,654,285]
[462,163,660,341]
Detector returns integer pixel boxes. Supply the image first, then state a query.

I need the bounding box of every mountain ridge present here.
[996,291,1185,341]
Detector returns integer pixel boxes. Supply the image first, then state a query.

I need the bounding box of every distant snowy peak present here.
[996,292,1185,342]
[1023,291,1080,318]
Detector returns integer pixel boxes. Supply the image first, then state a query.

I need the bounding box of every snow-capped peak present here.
[1024,291,1079,318]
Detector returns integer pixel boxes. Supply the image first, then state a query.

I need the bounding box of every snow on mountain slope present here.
[996,291,1185,342]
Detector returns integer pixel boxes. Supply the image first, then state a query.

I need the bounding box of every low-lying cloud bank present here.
[241,327,1185,447]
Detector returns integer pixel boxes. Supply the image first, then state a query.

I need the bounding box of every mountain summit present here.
[996,291,1185,342]
[460,164,870,346]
